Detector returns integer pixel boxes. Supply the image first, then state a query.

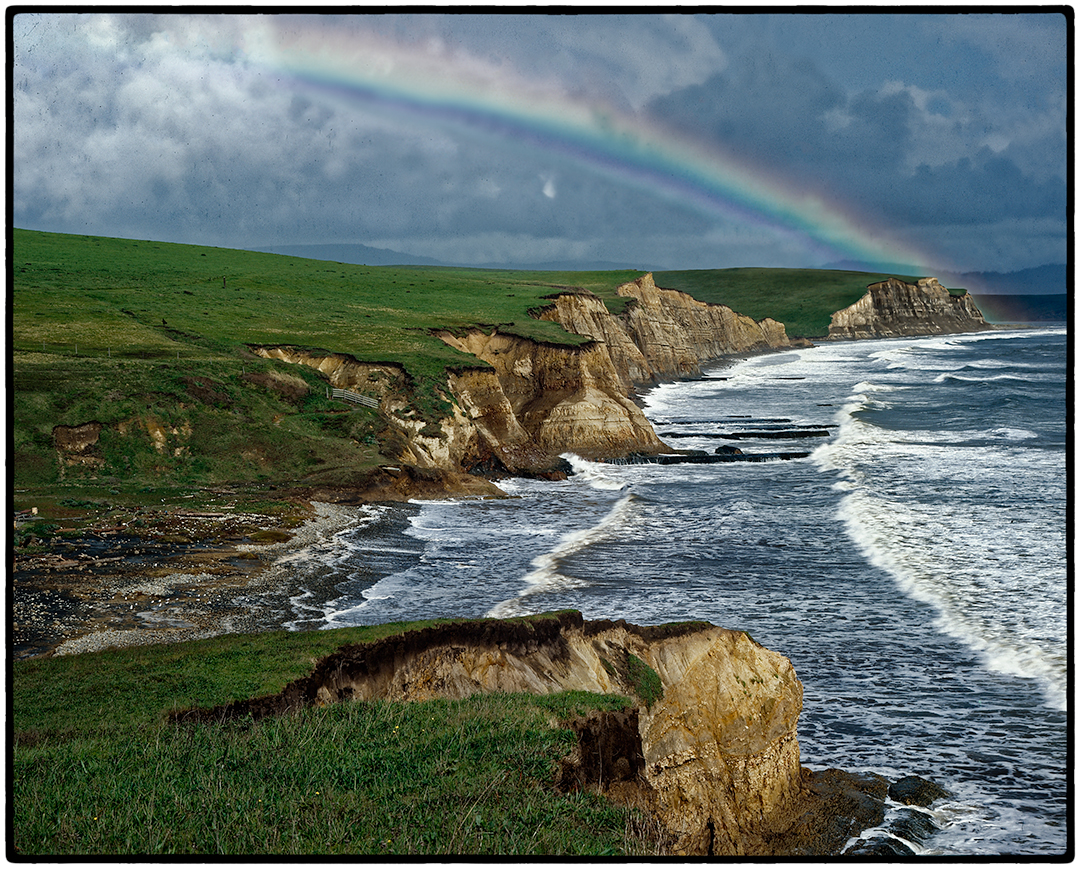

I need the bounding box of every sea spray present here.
[487,476,637,618]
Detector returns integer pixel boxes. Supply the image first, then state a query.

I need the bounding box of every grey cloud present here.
[644,44,1064,237]
[15,12,717,252]
[11,13,1067,271]
[340,13,727,110]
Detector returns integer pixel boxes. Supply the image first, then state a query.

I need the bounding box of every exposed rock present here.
[889,773,952,807]
[171,611,896,856]
[52,421,105,471]
[842,804,942,856]
[433,273,793,469]
[827,277,991,339]
[845,835,917,856]
[888,806,941,843]
[608,273,791,380]
[634,625,804,855]
[771,767,890,855]
[249,272,989,483]
[438,329,668,463]
[335,464,508,501]
[609,451,811,465]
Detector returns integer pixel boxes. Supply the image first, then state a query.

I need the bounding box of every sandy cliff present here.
[827,277,991,339]
[253,273,988,483]
[436,274,791,469]
[177,611,870,856]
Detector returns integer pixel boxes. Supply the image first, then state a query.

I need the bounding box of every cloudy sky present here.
[12,11,1068,273]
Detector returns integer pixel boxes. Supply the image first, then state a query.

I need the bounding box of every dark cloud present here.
[643,41,1065,269]
[11,12,1068,272]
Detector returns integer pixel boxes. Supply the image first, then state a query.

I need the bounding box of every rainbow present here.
[246,18,940,271]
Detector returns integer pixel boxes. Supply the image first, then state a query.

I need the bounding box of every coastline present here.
[15,323,1011,662]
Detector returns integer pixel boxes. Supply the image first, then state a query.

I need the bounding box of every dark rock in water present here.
[888,807,940,844]
[720,429,831,439]
[768,768,889,855]
[889,774,951,807]
[611,451,809,466]
[715,445,743,455]
[844,836,916,856]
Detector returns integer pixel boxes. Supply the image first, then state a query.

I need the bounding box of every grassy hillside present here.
[11,616,656,856]
[11,229,640,501]
[13,228,641,371]
[654,267,927,338]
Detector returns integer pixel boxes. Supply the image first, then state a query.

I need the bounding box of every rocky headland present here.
[173,610,950,856]
[252,272,989,488]
[251,274,794,481]
[827,276,991,340]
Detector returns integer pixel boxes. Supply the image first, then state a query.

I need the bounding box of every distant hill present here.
[250,243,663,273]
[250,243,445,267]
[971,293,1069,324]
[825,260,1067,296]
[471,259,662,272]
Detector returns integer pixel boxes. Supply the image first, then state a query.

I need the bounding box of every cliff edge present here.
[256,274,792,479]
[254,272,989,489]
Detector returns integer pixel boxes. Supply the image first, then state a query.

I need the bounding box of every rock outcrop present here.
[827,277,991,339]
[253,273,989,483]
[174,611,892,856]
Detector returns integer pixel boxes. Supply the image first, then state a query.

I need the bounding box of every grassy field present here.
[12,229,641,503]
[13,228,640,367]
[655,267,931,338]
[10,616,657,856]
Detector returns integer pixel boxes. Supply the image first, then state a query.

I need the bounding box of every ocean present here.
[276,327,1069,856]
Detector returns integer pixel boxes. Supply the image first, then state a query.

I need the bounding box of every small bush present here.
[626,654,663,709]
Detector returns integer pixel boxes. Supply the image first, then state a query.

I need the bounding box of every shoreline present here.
[14,500,375,658]
[16,328,1020,660]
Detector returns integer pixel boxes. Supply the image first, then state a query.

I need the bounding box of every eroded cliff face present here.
[252,274,792,477]
[436,273,792,468]
[827,277,991,339]
[438,329,668,463]
[610,274,791,380]
[250,345,485,472]
[174,611,815,855]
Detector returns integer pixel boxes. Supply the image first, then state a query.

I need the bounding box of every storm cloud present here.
[12,12,1068,272]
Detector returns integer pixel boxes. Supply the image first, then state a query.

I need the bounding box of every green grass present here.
[12,348,387,495]
[626,654,663,709]
[11,617,655,856]
[654,267,943,338]
[13,228,640,373]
